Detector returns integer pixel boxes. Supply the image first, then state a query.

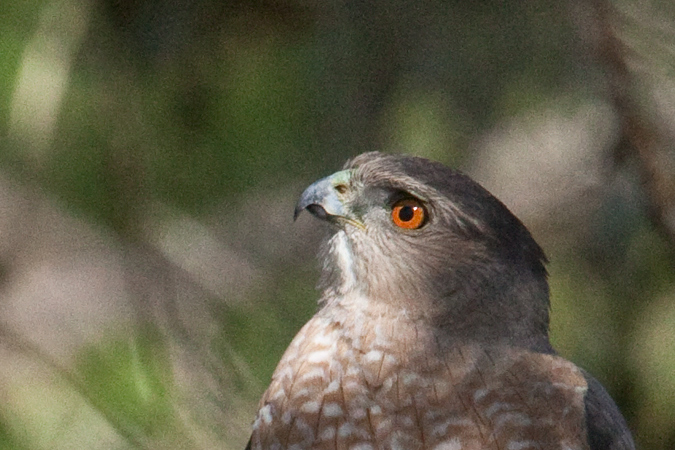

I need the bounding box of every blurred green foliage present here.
[76,327,174,439]
[220,272,318,386]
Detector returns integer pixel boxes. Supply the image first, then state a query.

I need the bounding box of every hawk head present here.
[296,152,551,351]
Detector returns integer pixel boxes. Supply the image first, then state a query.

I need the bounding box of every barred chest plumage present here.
[249,303,591,450]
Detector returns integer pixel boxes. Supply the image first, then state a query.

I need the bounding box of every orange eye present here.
[391,199,426,229]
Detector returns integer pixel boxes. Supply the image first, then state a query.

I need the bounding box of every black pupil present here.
[399,205,415,222]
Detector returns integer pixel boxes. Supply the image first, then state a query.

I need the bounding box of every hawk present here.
[246,153,634,450]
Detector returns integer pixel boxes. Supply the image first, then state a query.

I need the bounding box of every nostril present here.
[306,204,329,219]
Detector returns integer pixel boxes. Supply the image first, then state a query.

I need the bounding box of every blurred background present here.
[1,0,674,449]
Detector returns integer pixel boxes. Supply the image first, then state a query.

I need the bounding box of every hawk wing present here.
[583,372,635,450]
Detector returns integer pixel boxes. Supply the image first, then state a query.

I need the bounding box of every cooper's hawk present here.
[247,153,635,450]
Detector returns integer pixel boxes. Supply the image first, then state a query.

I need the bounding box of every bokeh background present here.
[1,0,674,449]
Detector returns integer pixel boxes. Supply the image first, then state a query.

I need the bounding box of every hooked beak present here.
[294,170,358,227]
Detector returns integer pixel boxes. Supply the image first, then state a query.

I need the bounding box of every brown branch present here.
[588,0,675,247]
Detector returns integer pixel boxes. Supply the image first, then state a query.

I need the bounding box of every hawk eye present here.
[391,198,427,229]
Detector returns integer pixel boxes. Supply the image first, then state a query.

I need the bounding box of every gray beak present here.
[294,170,352,222]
